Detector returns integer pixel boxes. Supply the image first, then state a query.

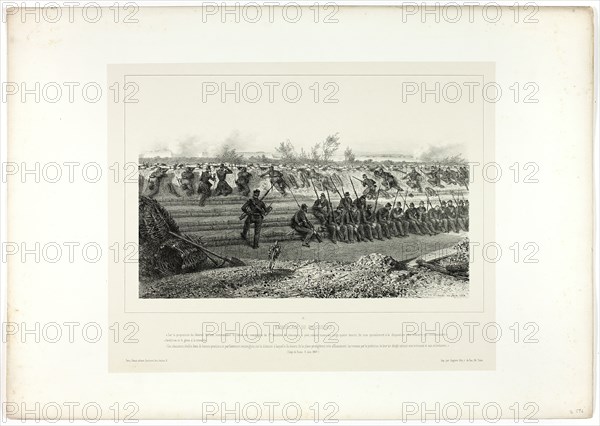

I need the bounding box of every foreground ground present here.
[140,233,468,298]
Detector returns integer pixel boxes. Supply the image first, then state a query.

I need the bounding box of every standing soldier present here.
[197,166,213,206]
[180,165,196,196]
[376,203,395,239]
[214,163,233,196]
[311,193,330,226]
[291,204,322,247]
[235,166,252,197]
[241,189,272,249]
[260,165,287,195]
[390,202,409,237]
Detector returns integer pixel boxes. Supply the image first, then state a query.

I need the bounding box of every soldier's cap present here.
[320,193,326,197]
[419,201,425,205]
[301,203,308,209]
[366,205,372,209]
[409,202,415,207]
[448,200,453,204]
[220,163,225,167]
[344,192,350,196]
[385,203,392,207]
[441,201,447,205]
[253,189,260,195]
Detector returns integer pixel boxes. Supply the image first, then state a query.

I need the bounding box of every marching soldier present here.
[241,189,272,249]
[235,166,252,197]
[197,166,213,206]
[260,165,287,195]
[311,193,330,226]
[180,165,196,196]
[291,204,322,247]
[214,163,233,196]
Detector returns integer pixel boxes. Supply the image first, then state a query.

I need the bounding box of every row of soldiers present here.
[141,162,469,205]
[296,192,469,246]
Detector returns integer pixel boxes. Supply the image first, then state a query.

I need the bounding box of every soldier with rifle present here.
[445,200,466,232]
[214,163,233,196]
[345,203,364,243]
[405,202,425,235]
[417,201,438,235]
[180,165,196,196]
[146,165,168,198]
[311,192,330,226]
[235,166,253,197]
[260,165,287,195]
[354,174,377,199]
[333,205,349,243]
[291,203,322,247]
[376,203,395,239]
[197,165,214,206]
[240,189,273,249]
[439,201,457,232]
[390,202,409,237]
[458,199,469,230]
[358,203,374,241]
[365,204,384,240]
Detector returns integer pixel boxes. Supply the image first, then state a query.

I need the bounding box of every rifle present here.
[349,176,359,199]
[325,187,334,222]
[239,183,275,220]
[388,187,401,219]
[330,178,344,200]
[288,186,301,208]
[310,178,319,200]
[425,192,433,210]
[450,191,458,205]
[352,176,365,184]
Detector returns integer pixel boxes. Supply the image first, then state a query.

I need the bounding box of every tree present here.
[310,142,322,163]
[344,146,356,164]
[275,139,296,162]
[322,133,341,162]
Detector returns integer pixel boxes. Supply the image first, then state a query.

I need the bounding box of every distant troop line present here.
[139,162,470,206]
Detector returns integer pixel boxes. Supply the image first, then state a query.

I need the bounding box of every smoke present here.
[415,143,466,163]
[141,130,249,158]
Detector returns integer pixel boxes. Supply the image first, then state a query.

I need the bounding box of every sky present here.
[127,73,484,160]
